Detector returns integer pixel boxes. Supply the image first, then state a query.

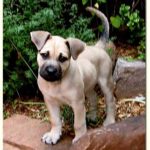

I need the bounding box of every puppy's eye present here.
[58,53,68,63]
[40,51,49,59]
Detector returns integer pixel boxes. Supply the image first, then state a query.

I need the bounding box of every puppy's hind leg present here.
[72,100,87,143]
[98,76,116,126]
[86,90,98,122]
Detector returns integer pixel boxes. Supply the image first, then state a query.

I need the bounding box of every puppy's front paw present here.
[41,130,61,145]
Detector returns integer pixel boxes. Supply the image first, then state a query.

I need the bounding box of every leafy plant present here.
[3,0,146,101]
[82,0,107,5]
[3,0,96,101]
[110,15,122,28]
[137,53,145,61]
[61,105,74,126]
[110,3,145,53]
[110,4,142,31]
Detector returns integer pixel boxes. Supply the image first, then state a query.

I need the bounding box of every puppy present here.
[30,7,115,144]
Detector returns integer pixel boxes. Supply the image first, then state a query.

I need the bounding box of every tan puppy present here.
[30,7,115,144]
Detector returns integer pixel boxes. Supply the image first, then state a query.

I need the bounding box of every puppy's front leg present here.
[42,98,62,144]
[72,100,87,144]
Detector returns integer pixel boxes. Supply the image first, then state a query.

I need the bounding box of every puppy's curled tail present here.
[86,7,109,49]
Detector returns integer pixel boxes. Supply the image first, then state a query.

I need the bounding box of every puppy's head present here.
[30,31,85,82]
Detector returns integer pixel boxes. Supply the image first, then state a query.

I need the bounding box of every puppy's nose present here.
[46,66,57,74]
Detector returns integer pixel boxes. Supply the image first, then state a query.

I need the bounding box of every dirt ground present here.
[3,95,145,135]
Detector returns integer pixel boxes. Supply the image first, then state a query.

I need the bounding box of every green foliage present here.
[124,56,135,62]
[137,26,146,52]
[110,3,145,53]
[110,4,143,31]
[82,0,145,54]
[119,4,130,18]
[82,0,89,5]
[4,0,96,101]
[4,0,145,101]
[137,53,145,61]
[61,105,74,127]
[110,15,122,28]
[82,0,107,5]
[3,111,10,119]
[119,4,141,31]
[97,0,107,4]
[106,48,113,56]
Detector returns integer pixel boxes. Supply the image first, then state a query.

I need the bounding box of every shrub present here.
[82,0,145,55]
[3,0,146,101]
[3,0,96,101]
[110,3,145,52]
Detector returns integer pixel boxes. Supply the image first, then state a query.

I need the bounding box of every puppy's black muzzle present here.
[40,65,62,82]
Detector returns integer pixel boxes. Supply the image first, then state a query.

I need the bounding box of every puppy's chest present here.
[38,79,72,105]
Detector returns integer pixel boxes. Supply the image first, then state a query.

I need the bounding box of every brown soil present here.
[3,95,145,135]
[115,42,139,58]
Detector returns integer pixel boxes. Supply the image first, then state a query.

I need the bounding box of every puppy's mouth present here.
[39,65,62,82]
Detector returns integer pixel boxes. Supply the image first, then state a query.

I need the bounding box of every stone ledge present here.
[113,58,146,99]
[4,114,145,150]
[71,114,145,150]
[3,114,72,150]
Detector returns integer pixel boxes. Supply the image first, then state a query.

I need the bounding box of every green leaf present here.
[82,0,89,5]
[110,16,122,28]
[98,25,103,32]
[4,61,9,67]
[10,73,18,81]
[25,70,33,79]
[97,0,107,3]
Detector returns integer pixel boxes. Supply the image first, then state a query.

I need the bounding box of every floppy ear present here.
[30,31,51,51]
[65,38,86,60]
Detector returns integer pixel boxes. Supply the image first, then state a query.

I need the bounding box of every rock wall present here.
[113,58,146,99]
[71,114,145,150]
[4,114,145,150]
